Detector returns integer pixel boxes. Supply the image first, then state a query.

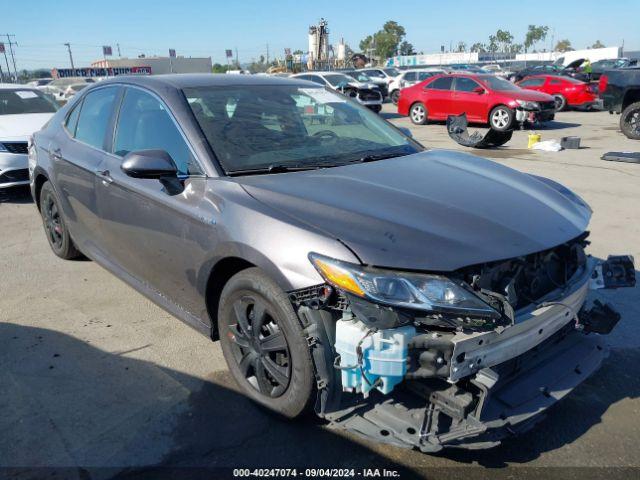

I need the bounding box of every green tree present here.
[456,41,467,53]
[509,43,523,54]
[592,40,605,49]
[470,42,486,53]
[292,49,303,55]
[495,29,514,53]
[359,21,408,60]
[399,40,415,55]
[487,35,499,53]
[524,25,549,53]
[554,39,573,52]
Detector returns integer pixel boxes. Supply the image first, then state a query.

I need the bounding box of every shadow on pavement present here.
[0,185,33,204]
[0,323,415,479]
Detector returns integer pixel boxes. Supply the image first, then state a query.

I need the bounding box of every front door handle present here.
[50,148,62,161]
[96,169,114,185]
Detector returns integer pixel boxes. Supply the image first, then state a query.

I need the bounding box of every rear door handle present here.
[96,169,114,185]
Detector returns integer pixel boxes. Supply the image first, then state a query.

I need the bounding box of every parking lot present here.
[1,106,639,479]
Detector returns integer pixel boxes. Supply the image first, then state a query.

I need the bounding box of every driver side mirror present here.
[472,86,486,94]
[121,149,178,179]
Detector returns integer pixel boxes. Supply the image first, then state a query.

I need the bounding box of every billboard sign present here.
[225,49,233,58]
[169,48,176,58]
[52,66,152,78]
[102,45,113,56]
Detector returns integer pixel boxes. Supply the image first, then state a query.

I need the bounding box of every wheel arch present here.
[33,168,50,211]
[622,89,640,111]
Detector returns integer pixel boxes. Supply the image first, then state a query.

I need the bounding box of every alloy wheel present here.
[411,105,425,123]
[491,109,510,129]
[43,193,64,250]
[625,109,640,135]
[226,294,291,398]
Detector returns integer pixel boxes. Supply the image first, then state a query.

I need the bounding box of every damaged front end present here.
[514,99,556,127]
[290,236,635,451]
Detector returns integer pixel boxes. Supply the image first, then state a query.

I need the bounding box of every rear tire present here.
[489,105,514,131]
[217,268,315,418]
[409,102,428,125]
[554,94,567,111]
[39,181,81,260]
[620,101,640,140]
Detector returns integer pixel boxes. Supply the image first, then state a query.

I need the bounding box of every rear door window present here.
[65,101,82,136]
[74,87,119,150]
[404,72,417,81]
[427,77,453,90]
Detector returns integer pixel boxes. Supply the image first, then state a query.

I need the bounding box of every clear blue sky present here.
[3,0,639,71]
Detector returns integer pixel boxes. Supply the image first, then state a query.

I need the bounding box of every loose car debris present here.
[446,113,512,148]
[601,152,640,164]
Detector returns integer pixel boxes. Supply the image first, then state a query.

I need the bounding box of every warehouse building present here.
[91,56,212,74]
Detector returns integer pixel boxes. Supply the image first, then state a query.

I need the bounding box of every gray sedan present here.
[30,74,633,452]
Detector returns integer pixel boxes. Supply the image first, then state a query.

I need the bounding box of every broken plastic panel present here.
[446,113,512,149]
[590,255,636,290]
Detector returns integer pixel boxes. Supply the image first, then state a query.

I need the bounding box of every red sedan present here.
[516,75,598,111]
[398,73,556,131]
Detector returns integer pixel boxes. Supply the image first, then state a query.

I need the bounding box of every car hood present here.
[0,113,54,140]
[238,150,592,271]
[564,58,585,70]
[499,88,555,102]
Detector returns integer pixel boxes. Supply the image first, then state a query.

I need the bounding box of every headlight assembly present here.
[516,99,540,110]
[309,253,500,318]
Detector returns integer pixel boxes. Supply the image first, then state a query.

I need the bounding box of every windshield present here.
[480,75,521,91]
[384,68,400,76]
[363,70,385,79]
[184,85,421,174]
[347,72,372,82]
[0,89,59,115]
[324,74,352,87]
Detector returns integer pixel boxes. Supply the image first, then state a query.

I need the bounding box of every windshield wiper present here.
[350,151,409,164]
[227,163,323,177]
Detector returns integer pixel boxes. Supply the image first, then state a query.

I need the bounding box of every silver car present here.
[31,74,634,452]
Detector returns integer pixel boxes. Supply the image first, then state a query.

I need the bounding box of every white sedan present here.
[0,84,58,188]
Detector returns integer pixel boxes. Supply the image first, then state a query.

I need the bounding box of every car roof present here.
[98,73,312,90]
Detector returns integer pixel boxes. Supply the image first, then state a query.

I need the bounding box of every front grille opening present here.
[1,142,28,154]
[456,233,588,311]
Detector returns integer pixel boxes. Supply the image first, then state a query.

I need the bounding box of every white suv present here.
[388,68,446,104]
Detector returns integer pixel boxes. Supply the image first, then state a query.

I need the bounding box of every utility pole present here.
[266,43,269,65]
[117,43,121,57]
[235,47,239,67]
[1,43,11,82]
[64,43,75,71]
[2,35,18,81]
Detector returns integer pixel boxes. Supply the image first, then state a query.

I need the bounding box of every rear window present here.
[0,89,59,115]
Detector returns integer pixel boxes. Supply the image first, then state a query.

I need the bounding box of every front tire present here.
[390,90,400,105]
[39,181,81,260]
[620,101,640,140]
[409,102,428,125]
[554,94,567,111]
[489,105,514,131]
[218,268,315,418]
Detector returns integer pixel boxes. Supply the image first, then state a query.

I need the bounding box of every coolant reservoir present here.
[334,318,416,397]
